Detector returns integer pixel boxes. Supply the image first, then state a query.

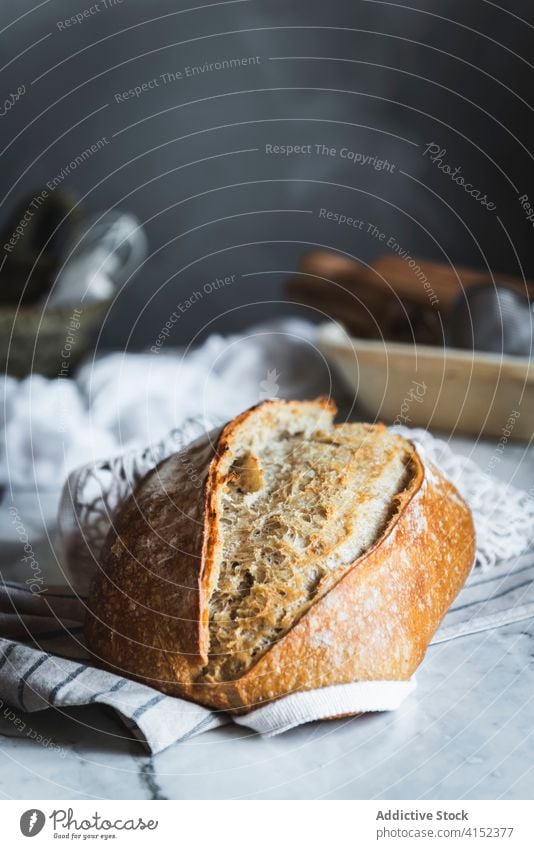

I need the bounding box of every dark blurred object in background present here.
[1,0,533,350]
[0,192,146,376]
[0,191,78,306]
[287,250,534,354]
[449,284,534,356]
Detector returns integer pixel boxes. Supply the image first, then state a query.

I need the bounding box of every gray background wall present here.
[1,0,533,350]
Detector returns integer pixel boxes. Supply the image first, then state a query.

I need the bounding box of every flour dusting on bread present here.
[203,404,415,682]
[85,397,475,714]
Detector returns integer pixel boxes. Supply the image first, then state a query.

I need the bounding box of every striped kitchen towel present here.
[1,550,533,752]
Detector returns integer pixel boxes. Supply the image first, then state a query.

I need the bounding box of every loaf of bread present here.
[85,398,475,713]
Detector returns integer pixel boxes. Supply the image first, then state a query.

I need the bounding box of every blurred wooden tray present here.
[318,322,534,440]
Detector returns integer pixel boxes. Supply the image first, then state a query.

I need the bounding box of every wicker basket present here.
[0,300,109,378]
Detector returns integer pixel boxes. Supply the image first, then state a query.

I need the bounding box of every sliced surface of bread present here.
[207,420,412,682]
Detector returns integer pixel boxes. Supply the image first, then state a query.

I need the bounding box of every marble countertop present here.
[1,436,533,800]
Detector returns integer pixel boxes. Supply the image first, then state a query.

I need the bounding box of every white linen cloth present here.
[1,320,533,753]
[0,320,326,489]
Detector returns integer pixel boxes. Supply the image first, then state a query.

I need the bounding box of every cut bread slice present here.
[206,420,413,682]
[85,398,475,713]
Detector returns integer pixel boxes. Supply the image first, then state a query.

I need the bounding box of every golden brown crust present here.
[85,399,475,713]
[84,431,219,685]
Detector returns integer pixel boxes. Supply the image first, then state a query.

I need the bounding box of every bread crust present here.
[85,399,475,714]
